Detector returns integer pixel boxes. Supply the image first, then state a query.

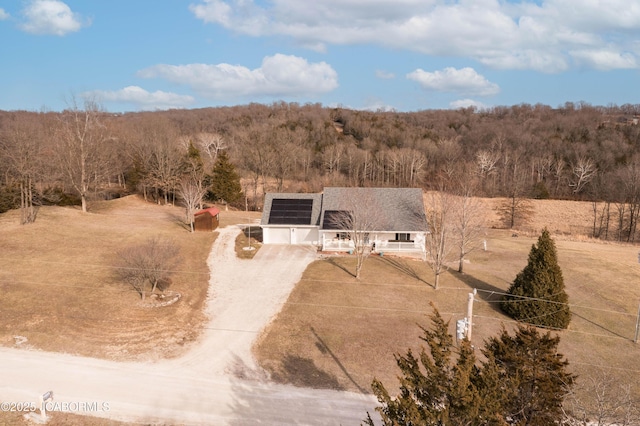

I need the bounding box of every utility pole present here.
[467,289,477,342]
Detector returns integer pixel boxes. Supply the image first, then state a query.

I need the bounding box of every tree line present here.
[2,100,640,239]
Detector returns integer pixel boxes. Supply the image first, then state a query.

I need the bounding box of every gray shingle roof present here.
[320,187,427,231]
[261,187,427,232]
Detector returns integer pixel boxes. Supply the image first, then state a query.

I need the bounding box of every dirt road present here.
[0,226,377,425]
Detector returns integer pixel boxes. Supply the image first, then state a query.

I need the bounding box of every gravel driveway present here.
[0,226,377,425]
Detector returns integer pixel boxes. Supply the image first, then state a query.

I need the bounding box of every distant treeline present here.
[2,101,640,239]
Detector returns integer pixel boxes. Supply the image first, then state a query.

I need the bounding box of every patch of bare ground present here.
[0,195,218,361]
[254,198,640,403]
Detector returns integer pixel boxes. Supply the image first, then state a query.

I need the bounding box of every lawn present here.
[0,195,223,361]
[253,227,640,401]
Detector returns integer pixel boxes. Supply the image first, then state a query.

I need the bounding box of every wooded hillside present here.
[2,101,640,240]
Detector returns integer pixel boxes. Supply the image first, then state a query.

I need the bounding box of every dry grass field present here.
[2,193,639,422]
[0,195,226,361]
[254,197,640,401]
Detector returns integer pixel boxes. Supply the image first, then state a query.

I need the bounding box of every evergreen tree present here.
[366,307,480,425]
[365,311,575,426]
[208,151,243,206]
[479,326,575,425]
[500,228,571,329]
[184,141,204,177]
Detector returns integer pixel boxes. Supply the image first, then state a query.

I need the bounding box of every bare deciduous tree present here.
[453,189,486,273]
[475,149,499,195]
[423,190,456,289]
[178,177,207,232]
[56,97,111,213]
[563,369,640,426]
[195,132,226,168]
[327,191,385,280]
[115,236,181,301]
[0,116,44,224]
[570,156,597,194]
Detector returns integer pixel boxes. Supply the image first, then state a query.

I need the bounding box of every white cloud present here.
[138,54,338,99]
[0,8,10,20]
[375,70,395,79]
[449,99,487,110]
[570,49,638,70]
[20,0,88,36]
[188,0,640,72]
[407,67,500,96]
[85,86,195,110]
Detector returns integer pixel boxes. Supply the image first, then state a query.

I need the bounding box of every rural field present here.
[0,195,233,361]
[254,196,640,402]
[1,194,639,424]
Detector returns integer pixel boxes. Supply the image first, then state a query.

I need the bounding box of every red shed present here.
[194,207,220,232]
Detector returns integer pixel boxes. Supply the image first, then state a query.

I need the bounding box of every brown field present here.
[2,193,639,421]
[0,196,255,361]
[254,197,640,399]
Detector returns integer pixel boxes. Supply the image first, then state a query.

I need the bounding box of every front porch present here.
[321,236,425,254]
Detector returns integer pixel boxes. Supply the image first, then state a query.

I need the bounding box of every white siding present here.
[263,227,290,244]
[292,227,319,245]
[263,227,319,245]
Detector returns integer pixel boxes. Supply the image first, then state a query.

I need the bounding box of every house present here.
[193,206,220,232]
[261,193,323,244]
[260,187,427,254]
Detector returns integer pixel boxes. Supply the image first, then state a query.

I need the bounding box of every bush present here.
[0,185,20,213]
[41,187,81,206]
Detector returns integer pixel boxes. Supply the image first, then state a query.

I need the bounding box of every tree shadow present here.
[310,326,368,394]
[326,257,356,278]
[226,356,377,425]
[270,354,344,390]
[379,257,429,285]
[455,272,507,315]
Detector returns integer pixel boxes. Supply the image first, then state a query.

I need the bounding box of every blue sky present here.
[1,0,639,112]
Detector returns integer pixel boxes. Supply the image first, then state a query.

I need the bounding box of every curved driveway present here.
[0,226,377,425]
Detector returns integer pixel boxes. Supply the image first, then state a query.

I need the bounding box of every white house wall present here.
[292,227,319,245]
[263,227,318,245]
[263,227,290,244]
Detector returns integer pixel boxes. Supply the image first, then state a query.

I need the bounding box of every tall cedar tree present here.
[500,228,571,329]
[479,326,575,425]
[365,309,574,426]
[365,307,481,425]
[208,151,242,206]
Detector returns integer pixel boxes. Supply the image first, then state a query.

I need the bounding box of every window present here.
[336,232,351,240]
[394,233,413,242]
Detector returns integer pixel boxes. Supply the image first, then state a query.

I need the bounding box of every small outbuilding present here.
[194,207,220,232]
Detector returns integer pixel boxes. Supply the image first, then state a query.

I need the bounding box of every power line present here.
[0,257,210,275]
[473,288,637,317]
[473,315,633,341]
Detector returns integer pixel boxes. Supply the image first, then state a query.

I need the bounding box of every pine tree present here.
[500,228,571,329]
[366,307,480,425]
[365,312,575,426]
[184,141,204,177]
[208,151,243,206]
[479,325,575,425]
